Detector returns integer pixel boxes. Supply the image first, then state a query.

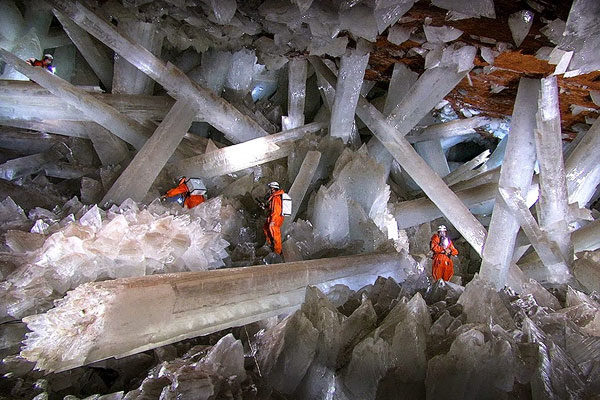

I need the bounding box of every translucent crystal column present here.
[394,182,497,229]
[0,81,180,123]
[112,20,162,95]
[0,49,150,150]
[174,122,324,178]
[53,10,113,90]
[383,63,418,116]
[479,78,540,289]
[386,66,468,137]
[21,252,414,373]
[329,46,370,143]
[443,149,490,187]
[48,0,267,144]
[414,140,450,178]
[566,118,600,207]
[282,58,307,130]
[534,76,573,269]
[498,187,570,282]
[0,143,70,180]
[102,99,196,206]
[86,124,130,166]
[310,56,487,255]
[405,116,491,143]
[281,150,321,235]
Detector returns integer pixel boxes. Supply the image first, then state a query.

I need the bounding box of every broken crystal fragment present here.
[387,24,413,45]
[431,0,496,19]
[209,0,236,24]
[508,10,534,47]
[423,25,464,43]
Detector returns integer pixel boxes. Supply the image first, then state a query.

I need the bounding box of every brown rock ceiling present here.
[364,0,600,139]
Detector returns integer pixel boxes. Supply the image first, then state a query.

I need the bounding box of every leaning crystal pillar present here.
[47,0,267,144]
[534,76,573,271]
[112,20,163,95]
[174,122,324,178]
[101,99,196,206]
[282,58,307,130]
[21,252,412,373]
[53,10,113,90]
[281,150,321,235]
[386,65,469,137]
[498,187,570,282]
[414,140,450,178]
[309,56,487,254]
[565,118,600,207]
[479,78,540,289]
[329,46,369,143]
[0,48,151,150]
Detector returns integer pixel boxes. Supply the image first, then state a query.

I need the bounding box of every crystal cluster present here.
[0,196,239,319]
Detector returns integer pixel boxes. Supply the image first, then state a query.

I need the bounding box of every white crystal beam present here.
[498,186,570,282]
[47,0,267,144]
[329,47,370,143]
[565,118,600,207]
[414,140,450,178]
[405,116,491,143]
[386,66,469,137]
[479,78,540,289]
[0,81,183,123]
[383,63,418,116]
[282,58,307,130]
[21,252,413,373]
[53,10,113,90]
[0,48,150,150]
[112,20,162,95]
[394,182,497,229]
[534,76,573,266]
[0,143,69,180]
[101,99,196,206]
[0,126,64,154]
[443,149,490,187]
[174,122,325,179]
[310,56,487,254]
[281,150,322,235]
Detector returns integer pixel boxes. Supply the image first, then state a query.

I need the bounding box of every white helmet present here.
[268,181,280,189]
[43,54,53,61]
[437,225,447,232]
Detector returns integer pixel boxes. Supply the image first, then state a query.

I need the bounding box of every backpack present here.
[185,178,206,196]
[281,193,292,216]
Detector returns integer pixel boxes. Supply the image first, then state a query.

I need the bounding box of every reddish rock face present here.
[364,0,600,140]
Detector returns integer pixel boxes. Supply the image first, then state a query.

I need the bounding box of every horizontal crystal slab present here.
[21,252,416,373]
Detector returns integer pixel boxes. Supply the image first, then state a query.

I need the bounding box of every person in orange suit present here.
[262,181,285,254]
[163,177,205,209]
[26,54,55,73]
[430,225,459,281]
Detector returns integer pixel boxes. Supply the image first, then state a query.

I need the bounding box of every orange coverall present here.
[430,233,459,281]
[165,179,205,209]
[263,189,285,254]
